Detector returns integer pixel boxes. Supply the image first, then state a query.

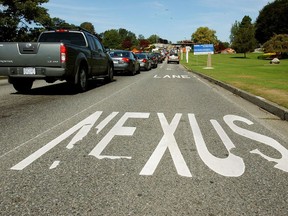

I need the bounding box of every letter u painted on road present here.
[188,114,245,177]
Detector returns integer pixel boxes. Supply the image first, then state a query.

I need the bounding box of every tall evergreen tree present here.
[230,21,240,45]
[231,16,257,58]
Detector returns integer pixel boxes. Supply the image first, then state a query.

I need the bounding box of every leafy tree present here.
[138,34,145,40]
[255,0,288,44]
[231,16,257,58]
[50,17,76,29]
[118,28,129,41]
[215,41,230,53]
[148,34,159,44]
[119,28,138,49]
[102,29,121,49]
[101,28,139,49]
[191,27,218,45]
[80,22,95,34]
[263,34,288,56]
[122,38,132,50]
[139,39,150,50]
[0,0,51,41]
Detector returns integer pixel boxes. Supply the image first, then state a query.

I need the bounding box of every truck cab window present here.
[94,38,104,53]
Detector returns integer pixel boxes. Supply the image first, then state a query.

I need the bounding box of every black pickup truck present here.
[0,28,114,92]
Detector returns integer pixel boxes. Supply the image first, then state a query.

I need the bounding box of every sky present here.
[42,0,272,43]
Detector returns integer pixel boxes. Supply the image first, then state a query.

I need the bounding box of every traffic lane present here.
[1,63,288,215]
[0,74,146,157]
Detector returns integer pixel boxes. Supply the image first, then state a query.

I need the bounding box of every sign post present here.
[193,44,214,69]
[186,46,191,63]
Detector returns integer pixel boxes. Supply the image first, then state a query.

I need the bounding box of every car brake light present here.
[60,44,67,63]
[122,57,130,63]
[142,59,147,63]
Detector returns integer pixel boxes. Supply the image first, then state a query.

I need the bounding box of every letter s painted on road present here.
[224,115,288,172]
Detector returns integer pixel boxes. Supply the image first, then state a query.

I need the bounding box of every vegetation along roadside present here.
[181,53,288,109]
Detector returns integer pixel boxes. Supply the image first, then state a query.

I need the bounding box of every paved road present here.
[1,61,288,215]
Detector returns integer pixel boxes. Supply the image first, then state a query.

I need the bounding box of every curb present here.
[187,69,288,121]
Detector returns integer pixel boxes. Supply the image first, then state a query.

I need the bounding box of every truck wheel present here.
[130,66,136,76]
[104,65,114,83]
[11,79,33,93]
[77,66,88,92]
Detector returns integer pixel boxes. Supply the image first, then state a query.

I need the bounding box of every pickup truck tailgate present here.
[0,42,62,67]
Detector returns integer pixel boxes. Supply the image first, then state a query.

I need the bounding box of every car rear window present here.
[110,52,129,57]
[136,54,146,59]
[170,53,178,56]
[38,32,87,46]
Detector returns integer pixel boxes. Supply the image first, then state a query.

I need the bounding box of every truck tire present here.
[104,65,114,83]
[77,66,88,92]
[11,78,33,93]
[130,66,136,76]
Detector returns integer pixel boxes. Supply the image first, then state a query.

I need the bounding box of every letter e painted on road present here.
[89,112,150,159]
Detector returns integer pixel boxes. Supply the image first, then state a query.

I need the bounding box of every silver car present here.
[109,50,140,75]
[135,53,152,71]
[167,52,180,64]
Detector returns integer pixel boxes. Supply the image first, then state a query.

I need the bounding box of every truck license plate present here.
[23,67,36,75]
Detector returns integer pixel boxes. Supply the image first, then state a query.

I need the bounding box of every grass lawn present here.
[181,53,288,109]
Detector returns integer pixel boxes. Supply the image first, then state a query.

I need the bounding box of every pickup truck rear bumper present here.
[0,67,66,78]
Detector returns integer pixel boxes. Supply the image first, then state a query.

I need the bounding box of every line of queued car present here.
[108,50,166,76]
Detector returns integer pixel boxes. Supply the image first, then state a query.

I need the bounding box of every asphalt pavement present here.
[0,62,287,215]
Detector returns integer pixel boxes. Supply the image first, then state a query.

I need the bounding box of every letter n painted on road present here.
[11,111,103,170]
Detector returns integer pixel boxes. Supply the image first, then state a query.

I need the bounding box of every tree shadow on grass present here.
[230,56,250,59]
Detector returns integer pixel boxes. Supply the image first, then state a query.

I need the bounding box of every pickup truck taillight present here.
[60,44,67,63]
